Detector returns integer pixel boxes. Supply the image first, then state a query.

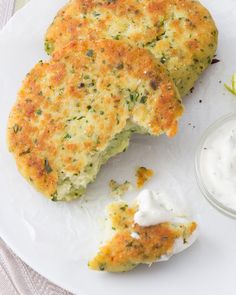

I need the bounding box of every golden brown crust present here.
[136,167,154,188]
[45,0,218,96]
[88,202,197,272]
[7,40,182,200]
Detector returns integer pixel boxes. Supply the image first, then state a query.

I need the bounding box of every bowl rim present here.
[195,112,236,219]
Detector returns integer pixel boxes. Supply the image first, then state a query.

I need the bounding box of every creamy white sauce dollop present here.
[200,121,236,210]
[134,189,190,227]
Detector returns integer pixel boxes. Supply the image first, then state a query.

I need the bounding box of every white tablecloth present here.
[0,1,74,294]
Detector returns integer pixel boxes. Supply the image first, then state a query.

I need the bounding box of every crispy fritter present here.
[7,40,182,201]
[45,0,218,96]
[89,202,197,272]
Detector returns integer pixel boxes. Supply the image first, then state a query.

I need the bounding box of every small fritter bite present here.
[7,40,182,201]
[136,167,154,189]
[45,0,218,96]
[109,180,132,197]
[89,199,197,272]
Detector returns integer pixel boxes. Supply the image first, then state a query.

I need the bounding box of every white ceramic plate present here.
[0,1,236,294]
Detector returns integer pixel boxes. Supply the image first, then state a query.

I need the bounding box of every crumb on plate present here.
[136,167,154,189]
[109,180,132,197]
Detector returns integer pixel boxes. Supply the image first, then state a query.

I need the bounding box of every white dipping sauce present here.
[200,119,236,210]
[134,189,191,226]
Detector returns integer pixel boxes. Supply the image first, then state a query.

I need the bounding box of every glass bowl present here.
[195,113,236,218]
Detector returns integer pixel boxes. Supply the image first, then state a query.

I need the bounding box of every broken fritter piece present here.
[7,40,182,201]
[136,167,154,189]
[89,190,198,272]
[109,180,132,197]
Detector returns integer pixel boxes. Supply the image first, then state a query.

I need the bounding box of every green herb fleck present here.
[116,62,124,70]
[36,109,42,115]
[116,114,120,124]
[120,204,128,211]
[112,34,121,40]
[224,73,236,96]
[70,67,75,74]
[99,263,106,271]
[64,133,72,140]
[126,91,139,110]
[93,12,100,17]
[150,80,158,90]
[126,241,133,247]
[77,116,85,120]
[129,91,139,102]
[67,116,78,122]
[44,158,53,174]
[59,88,64,95]
[140,96,147,104]
[19,148,31,156]
[160,54,167,64]
[86,49,94,57]
[88,82,95,87]
[13,124,21,133]
[145,39,157,48]
[78,83,85,88]
[44,40,54,55]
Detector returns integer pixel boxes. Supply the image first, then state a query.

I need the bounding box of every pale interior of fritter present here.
[54,123,146,201]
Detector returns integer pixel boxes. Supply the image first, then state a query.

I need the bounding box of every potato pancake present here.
[8,40,182,201]
[45,0,218,96]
